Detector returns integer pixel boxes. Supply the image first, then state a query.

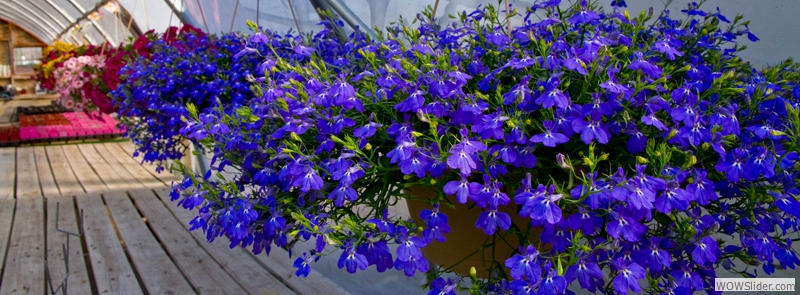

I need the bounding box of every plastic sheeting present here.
[0,0,176,45]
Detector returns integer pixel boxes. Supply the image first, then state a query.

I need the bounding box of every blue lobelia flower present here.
[510,279,536,295]
[536,81,571,109]
[421,204,451,243]
[526,184,563,224]
[503,76,533,105]
[353,114,382,139]
[399,154,429,178]
[599,74,631,95]
[607,208,646,242]
[652,35,684,60]
[330,78,363,111]
[531,121,570,147]
[715,148,747,182]
[611,258,646,294]
[367,210,396,236]
[634,237,671,272]
[475,209,512,235]
[670,262,703,291]
[775,240,800,270]
[654,183,692,213]
[572,114,611,144]
[357,240,393,272]
[691,236,722,266]
[538,263,567,295]
[565,258,603,290]
[541,219,573,252]
[627,52,662,79]
[328,184,358,207]
[394,89,426,112]
[562,53,588,76]
[443,174,481,204]
[568,207,603,235]
[686,169,717,205]
[396,227,427,262]
[394,255,429,277]
[293,253,313,277]
[428,277,457,295]
[743,146,776,181]
[505,245,542,282]
[476,180,510,209]
[338,245,369,274]
[569,1,600,25]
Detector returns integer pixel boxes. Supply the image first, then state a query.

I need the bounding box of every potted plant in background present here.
[120,1,800,294]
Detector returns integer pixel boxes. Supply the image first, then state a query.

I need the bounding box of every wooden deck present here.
[0,142,350,295]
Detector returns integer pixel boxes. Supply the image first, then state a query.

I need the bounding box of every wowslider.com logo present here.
[715,278,795,292]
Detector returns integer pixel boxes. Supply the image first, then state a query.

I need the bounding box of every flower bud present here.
[556,153,570,169]
[666,128,678,140]
[416,109,429,122]
[290,132,301,142]
[770,129,787,137]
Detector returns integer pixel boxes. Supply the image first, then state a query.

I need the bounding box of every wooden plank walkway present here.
[0,141,349,295]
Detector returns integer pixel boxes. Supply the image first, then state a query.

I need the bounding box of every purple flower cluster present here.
[156,1,800,294]
[112,26,258,169]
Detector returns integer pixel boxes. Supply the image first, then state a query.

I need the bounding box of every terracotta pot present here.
[404,185,539,277]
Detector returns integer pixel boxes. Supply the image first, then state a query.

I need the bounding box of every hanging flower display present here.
[44,1,800,294]
[162,2,800,294]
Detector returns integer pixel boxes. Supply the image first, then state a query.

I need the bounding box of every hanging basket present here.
[404,185,537,277]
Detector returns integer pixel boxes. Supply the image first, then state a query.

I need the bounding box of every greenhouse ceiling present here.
[0,0,796,68]
[0,0,372,46]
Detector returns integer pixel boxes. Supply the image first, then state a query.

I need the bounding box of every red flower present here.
[82,82,115,114]
[162,26,180,45]
[180,24,206,38]
[132,35,151,58]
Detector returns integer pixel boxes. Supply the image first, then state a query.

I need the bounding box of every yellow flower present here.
[37,41,76,79]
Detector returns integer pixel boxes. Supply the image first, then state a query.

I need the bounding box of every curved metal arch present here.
[5,0,63,41]
[65,0,114,44]
[23,0,71,30]
[41,0,98,44]
[0,2,58,41]
[0,13,52,43]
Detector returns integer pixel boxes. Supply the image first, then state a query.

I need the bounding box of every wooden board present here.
[77,144,139,191]
[33,147,59,198]
[45,196,92,295]
[44,146,84,196]
[102,191,196,295]
[152,188,350,295]
[0,198,44,295]
[110,142,179,185]
[0,199,16,292]
[15,147,41,199]
[74,193,142,295]
[0,148,15,200]
[152,189,298,295]
[62,146,106,193]
[96,143,164,188]
[127,189,247,295]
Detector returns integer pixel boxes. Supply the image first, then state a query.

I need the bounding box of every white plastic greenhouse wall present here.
[3,0,798,294]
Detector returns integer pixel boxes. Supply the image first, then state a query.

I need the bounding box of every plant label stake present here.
[44,202,84,295]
